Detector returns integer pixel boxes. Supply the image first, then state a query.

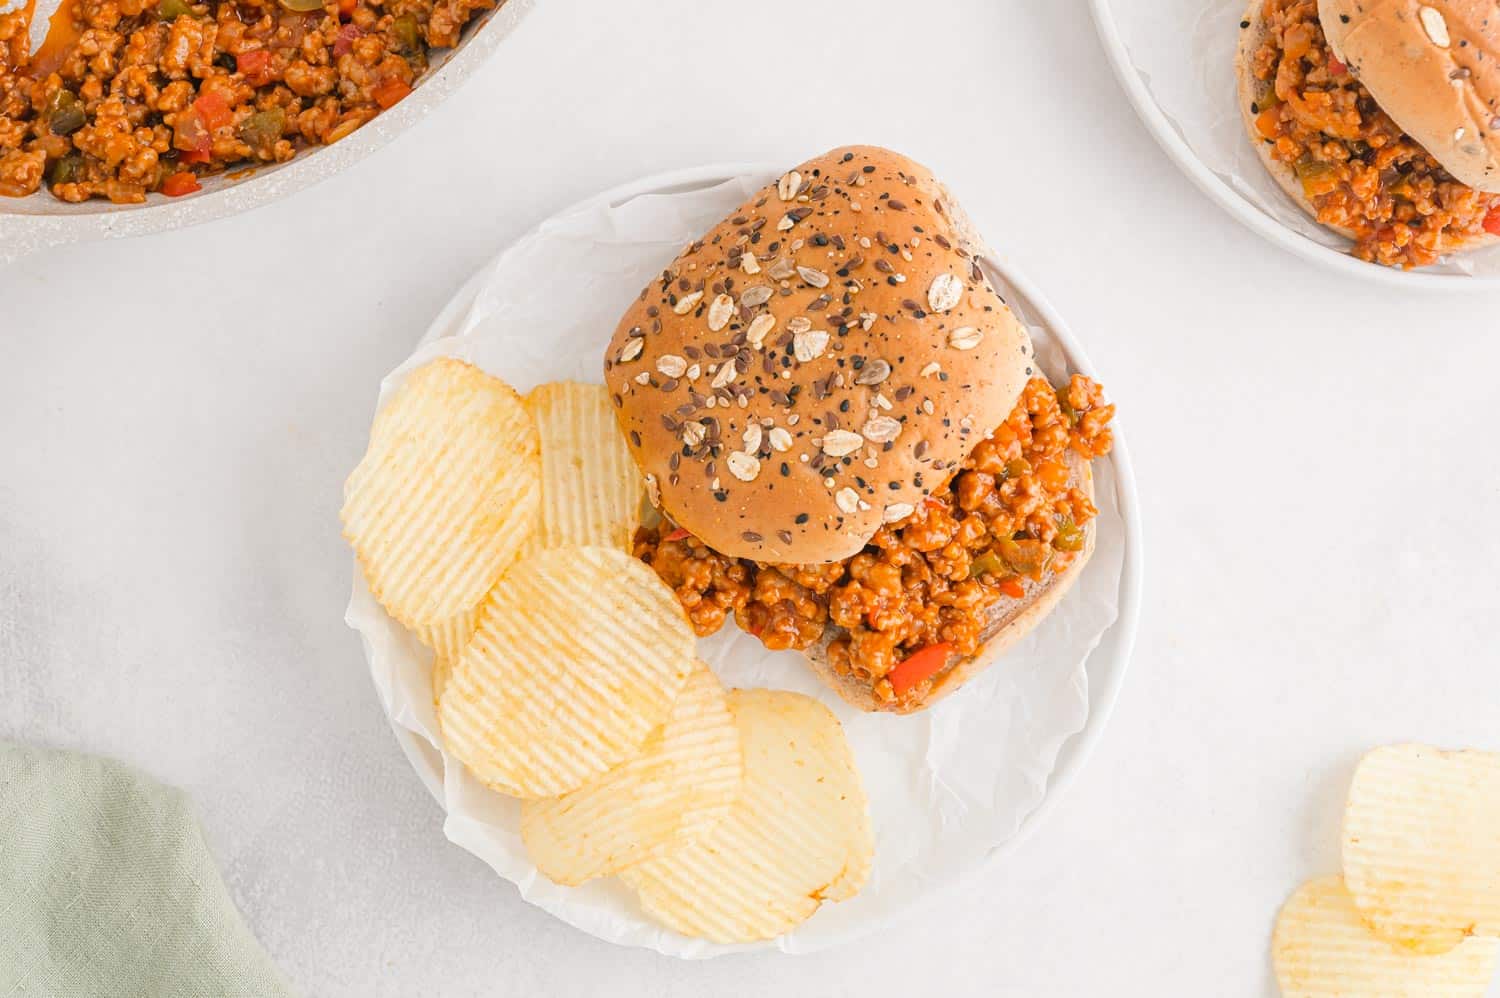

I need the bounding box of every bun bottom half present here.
[802,453,1097,715]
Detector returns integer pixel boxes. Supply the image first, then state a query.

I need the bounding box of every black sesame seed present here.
[795,512,810,524]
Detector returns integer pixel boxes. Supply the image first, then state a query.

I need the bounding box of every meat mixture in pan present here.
[1249,0,1500,268]
[636,374,1115,709]
[0,0,498,201]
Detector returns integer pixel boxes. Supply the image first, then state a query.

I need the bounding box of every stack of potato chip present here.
[342,358,875,943]
[1272,744,1500,996]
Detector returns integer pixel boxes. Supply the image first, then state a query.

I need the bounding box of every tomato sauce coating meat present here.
[635,374,1114,708]
[1249,0,1500,268]
[0,0,499,201]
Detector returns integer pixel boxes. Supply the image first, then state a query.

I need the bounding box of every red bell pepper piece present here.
[1484,208,1500,237]
[887,643,953,698]
[237,49,273,86]
[372,78,411,109]
[333,23,362,56]
[663,527,689,542]
[193,91,231,131]
[161,171,201,197]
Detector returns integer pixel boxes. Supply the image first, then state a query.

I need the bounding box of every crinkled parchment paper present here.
[345,172,1128,956]
[1110,0,1500,276]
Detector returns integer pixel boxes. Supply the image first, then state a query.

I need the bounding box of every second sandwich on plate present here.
[1238,0,1500,268]
[603,145,1115,714]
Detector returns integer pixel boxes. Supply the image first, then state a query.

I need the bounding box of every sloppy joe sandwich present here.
[1238,0,1500,268]
[603,146,1115,714]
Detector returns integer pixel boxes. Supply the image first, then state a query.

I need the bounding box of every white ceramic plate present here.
[0,0,533,266]
[1090,0,1498,288]
[353,164,1144,955]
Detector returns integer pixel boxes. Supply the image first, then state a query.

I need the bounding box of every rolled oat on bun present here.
[1238,0,1500,267]
[605,146,1115,713]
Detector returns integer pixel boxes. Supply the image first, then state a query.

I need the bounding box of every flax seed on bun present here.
[603,145,1035,565]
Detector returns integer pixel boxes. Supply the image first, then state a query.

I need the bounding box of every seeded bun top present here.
[603,145,1034,565]
[1319,0,1500,193]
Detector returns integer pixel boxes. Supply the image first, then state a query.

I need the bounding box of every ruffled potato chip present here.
[342,358,540,628]
[438,546,694,799]
[526,382,642,552]
[620,689,873,942]
[521,661,741,884]
[1273,876,1498,997]
[1343,744,1500,953]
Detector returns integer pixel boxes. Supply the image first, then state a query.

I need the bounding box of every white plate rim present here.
[367,162,1146,950]
[1088,0,1494,289]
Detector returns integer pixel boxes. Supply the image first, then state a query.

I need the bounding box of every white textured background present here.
[3,0,1499,994]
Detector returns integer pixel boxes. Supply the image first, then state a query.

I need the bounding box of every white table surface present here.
[4,0,1499,994]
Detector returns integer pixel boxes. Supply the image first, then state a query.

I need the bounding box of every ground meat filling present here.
[635,375,1114,707]
[1250,0,1500,268]
[0,0,497,202]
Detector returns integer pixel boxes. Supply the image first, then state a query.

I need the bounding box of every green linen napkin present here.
[0,741,293,998]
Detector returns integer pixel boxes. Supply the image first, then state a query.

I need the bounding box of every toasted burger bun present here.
[1237,0,1500,254]
[604,145,1035,565]
[803,452,1096,714]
